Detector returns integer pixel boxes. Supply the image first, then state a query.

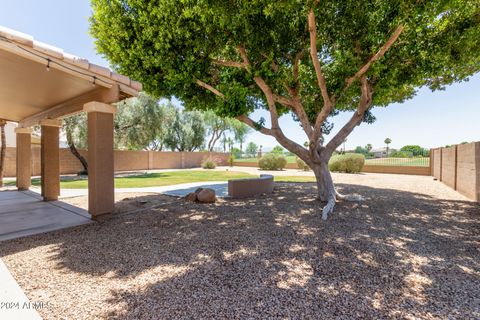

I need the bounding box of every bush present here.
[202,159,216,169]
[296,157,310,171]
[328,153,365,173]
[258,153,287,170]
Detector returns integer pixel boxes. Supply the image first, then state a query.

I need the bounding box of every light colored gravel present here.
[0,173,479,319]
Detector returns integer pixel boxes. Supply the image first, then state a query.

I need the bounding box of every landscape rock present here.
[196,188,216,203]
[185,192,198,202]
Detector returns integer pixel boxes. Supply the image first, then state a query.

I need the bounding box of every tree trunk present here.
[311,159,336,220]
[0,123,6,187]
[66,127,88,174]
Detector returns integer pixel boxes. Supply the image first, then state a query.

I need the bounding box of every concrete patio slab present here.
[0,190,91,242]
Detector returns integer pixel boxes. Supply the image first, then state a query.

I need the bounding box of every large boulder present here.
[196,188,216,203]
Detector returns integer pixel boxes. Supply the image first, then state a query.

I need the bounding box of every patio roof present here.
[0,26,142,126]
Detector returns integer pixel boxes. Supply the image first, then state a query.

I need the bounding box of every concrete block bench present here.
[228,174,274,198]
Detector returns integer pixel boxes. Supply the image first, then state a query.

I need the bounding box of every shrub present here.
[202,158,216,169]
[258,153,287,170]
[296,157,310,171]
[328,153,365,173]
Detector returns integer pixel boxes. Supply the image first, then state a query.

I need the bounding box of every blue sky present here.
[1,0,478,150]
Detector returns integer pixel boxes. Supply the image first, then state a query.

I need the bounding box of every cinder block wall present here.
[441,146,457,189]
[432,148,442,180]
[430,142,480,201]
[3,148,229,177]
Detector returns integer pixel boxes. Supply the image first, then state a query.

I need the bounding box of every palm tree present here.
[0,120,6,187]
[384,138,392,157]
[232,122,251,151]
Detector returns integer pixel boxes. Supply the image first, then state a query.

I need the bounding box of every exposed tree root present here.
[335,189,365,202]
[321,189,365,221]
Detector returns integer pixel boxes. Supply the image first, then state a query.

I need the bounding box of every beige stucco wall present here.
[3,148,229,177]
[430,142,480,202]
[432,148,442,180]
[441,146,457,189]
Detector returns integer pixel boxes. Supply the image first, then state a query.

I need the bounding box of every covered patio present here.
[0,26,141,236]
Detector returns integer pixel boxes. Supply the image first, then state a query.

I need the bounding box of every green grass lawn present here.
[236,156,430,167]
[4,170,316,189]
[365,157,430,167]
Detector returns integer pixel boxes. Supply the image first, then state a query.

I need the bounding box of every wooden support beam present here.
[19,85,120,127]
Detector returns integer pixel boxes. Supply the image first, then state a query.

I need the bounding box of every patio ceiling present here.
[0,26,142,126]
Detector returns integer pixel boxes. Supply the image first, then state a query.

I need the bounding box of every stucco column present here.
[15,127,32,190]
[84,102,117,218]
[40,119,61,201]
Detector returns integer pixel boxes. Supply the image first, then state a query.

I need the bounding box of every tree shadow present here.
[0,182,478,319]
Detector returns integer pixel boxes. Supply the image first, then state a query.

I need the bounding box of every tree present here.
[366,144,373,153]
[384,138,392,157]
[231,121,251,151]
[91,0,480,219]
[245,142,259,158]
[163,108,206,152]
[400,145,427,157]
[0,120,6,187]
[115,93,167,151]
[63,115,89,174]
[355,146,367,155]
[203,111,235,152]
[271,145,284,155]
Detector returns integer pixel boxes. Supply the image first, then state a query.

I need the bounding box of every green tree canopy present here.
[400,145,428,156]
[245,142,259,157]
[115,93,167,150]
[231,121,251,151]
[163,107,206,152]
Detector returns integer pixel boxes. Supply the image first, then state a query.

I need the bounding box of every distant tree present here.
[219,133,228,152]
[0,120,6,187]
[164,109,206,152]
[400,145,427,157]
[226,137,234,152]
[231,147,242,159]
[460,141,469,145]
[232,122,251,151]
[384,138,392,157]
[271,145,284,155]
[245,142,259,158]
[115,93,167,151]
[366,144,373,152]
[203,111,236,152]
[355,146,367,154]
[63,115,89,174]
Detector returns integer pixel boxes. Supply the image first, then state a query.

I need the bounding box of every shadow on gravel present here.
[1,182,479,319]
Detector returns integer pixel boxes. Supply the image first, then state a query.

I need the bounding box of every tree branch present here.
[325,77,373,154]
[344,25,404,90]
[195,79,225,99]
[236,115,274,136]
[308,9,332,108]
[237,46,251,72]
[254,76,280,130]
[212,60,246,69]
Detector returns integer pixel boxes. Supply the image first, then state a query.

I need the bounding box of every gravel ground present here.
[0,173,479,319]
